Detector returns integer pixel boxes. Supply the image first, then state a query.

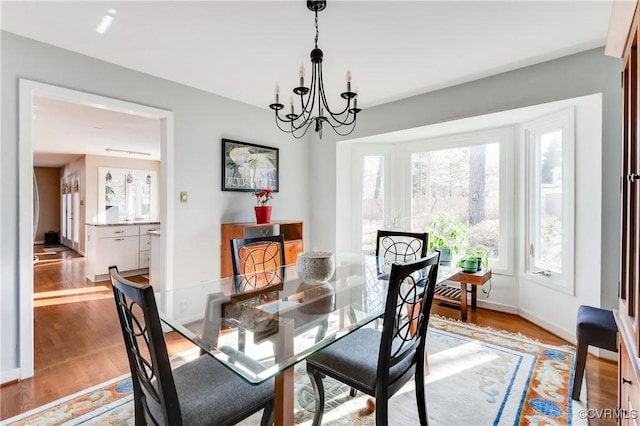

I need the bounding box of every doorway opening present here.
[19,79,175,380]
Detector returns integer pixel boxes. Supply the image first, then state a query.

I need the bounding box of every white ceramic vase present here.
[296,251,335,284]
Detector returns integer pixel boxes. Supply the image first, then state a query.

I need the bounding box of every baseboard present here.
[517,308,612,360]
[476,300,519,315]
[518,308,575,344]
[34,240,44,245]
[88,268,149,283]
[595,347,618,361]
[463,303,616,361]
[1,368,20,385]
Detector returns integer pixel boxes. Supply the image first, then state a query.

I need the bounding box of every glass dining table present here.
[157,253,456,425]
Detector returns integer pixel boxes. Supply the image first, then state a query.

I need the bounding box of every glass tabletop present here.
[157,253,457,385]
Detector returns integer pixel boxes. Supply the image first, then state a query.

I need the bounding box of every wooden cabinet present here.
[608,0,640,416]
[86,223,160,282]
[221,221,303,278]
[620,337,640,425]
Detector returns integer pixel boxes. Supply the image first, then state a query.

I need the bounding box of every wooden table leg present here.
[274,369,294,426]
[460,282,468,321]
[273,318,294,426]
[471,285,477,310]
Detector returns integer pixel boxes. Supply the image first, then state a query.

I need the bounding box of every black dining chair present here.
[376,230,429,276]
[231,235,286,293]
[109,266,274,426]
[306,252,440,426]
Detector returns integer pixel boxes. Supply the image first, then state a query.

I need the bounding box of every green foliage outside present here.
[427,214,466,255]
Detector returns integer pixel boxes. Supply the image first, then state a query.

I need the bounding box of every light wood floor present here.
[0,246,617,424]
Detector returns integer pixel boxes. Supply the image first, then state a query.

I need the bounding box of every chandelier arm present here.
[274,109,310,135]
[323,101,354,125]
[300,63,319,114]
[325,116,357,137]
[320,99,355,127]
[292,95,313,129]
[331,112,357,128]
[317,64,352,118]
[324,110,356,128]
[297,119,317,138]
[274,113,311,138]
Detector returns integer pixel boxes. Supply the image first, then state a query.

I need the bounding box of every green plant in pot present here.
[456,247,489,273]
[427,215,466,265]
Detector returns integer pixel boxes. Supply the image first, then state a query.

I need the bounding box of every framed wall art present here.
[222,139,279,192]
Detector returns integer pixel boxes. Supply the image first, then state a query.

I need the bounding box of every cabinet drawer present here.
[245,225,277,239]
[139,251,150,268]
[140,235,151,251]
[140,224,160,235]
[95,225,139,238]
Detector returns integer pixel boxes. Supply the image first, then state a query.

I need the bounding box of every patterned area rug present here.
[3,316,586,425]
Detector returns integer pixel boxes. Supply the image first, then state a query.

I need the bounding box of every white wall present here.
[1,32,309,378]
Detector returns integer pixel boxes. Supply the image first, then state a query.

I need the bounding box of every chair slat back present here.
[231,235,286,292]
[377,252,439,384]
[376,230,429,274]
[109,266,182,426]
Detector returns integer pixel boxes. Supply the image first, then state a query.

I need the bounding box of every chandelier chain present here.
[314,11,319,48]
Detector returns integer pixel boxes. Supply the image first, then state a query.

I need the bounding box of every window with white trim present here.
[404,128,514,273]
[349,128,514,273]
[523,109,575,293]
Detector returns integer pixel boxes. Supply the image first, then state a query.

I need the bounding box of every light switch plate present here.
[180,192,188,203]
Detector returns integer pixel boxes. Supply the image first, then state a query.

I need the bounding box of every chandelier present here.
[269,0,361,139]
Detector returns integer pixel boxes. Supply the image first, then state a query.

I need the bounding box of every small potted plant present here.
[253,189,273,224]
[427,215,466,265]
[456,247,489,273]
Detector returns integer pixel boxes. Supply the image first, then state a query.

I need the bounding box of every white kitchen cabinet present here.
[139,235,151,268]
[86,223,160,282]
[96,236,139,272]
[149,230,161,292]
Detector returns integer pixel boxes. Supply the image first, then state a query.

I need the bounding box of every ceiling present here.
[32,96,162,167]
[2,1,613,166]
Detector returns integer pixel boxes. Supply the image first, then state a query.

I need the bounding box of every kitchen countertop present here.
[86,221,160,226]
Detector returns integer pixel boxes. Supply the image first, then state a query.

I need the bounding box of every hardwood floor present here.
[1,247,617,424]
[1,246,193,420]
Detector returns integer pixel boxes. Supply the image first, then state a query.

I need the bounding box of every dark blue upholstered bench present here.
[572,305,617,400]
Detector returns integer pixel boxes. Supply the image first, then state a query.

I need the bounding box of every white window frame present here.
[522,108,575,294]
[98,167,158,223]
[350,144,395,254]
[399,127,515,274]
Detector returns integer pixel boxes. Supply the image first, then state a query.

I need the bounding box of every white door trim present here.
[18,79,175,379]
